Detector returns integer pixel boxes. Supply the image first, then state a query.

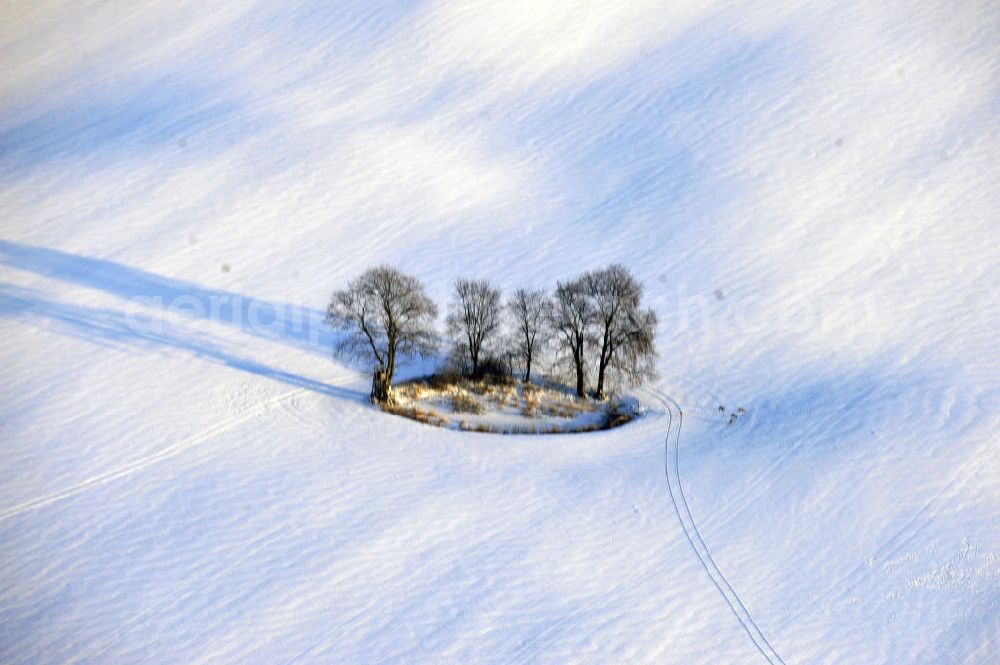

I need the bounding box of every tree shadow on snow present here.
[0,239,334,358]
[0,283,364,403]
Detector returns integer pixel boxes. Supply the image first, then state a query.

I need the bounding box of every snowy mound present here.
[387,378,639,434]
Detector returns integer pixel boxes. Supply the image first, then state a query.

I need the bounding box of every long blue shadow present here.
[0,240,333,357]
[0,283,364,402]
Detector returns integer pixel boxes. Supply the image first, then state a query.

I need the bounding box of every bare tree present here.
[585,264,658,398]
[551,277,593,397]
[446,278,502,378]
[326,265,438,403]
[506,287,551,383]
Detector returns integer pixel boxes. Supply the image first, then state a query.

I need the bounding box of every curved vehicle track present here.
[658,392,787,665]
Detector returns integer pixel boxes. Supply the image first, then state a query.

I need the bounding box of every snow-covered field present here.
[1,1,998,663]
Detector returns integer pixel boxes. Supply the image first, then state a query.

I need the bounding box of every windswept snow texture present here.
[2,1,999,663]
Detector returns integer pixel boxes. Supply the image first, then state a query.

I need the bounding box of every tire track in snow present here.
[0,386,322,522]
[658,391,787,665]
[499,389,789,664]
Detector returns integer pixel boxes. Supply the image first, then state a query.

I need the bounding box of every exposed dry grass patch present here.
[383,402,447,428]
[520,389,540,418]
[451,392,485,415]
[382,374,639,435]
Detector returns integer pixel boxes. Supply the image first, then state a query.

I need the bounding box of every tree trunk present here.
[595,333,611,400]
[595,359,607,400]
[386,342,396,386]
[371,368,390,404]
[574,349,586,398]
[524,353,532,383]
[471,345,480,378]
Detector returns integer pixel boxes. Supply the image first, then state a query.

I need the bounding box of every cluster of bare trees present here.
[327,264,657,403]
